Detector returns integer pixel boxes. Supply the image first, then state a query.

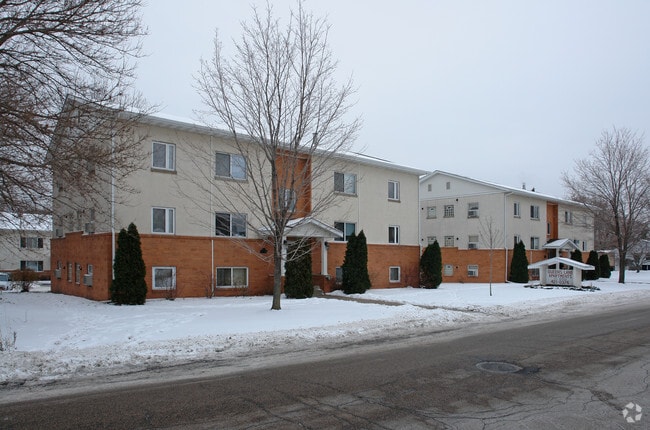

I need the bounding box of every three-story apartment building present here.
[419,171,594,283]
[51,111,426,300]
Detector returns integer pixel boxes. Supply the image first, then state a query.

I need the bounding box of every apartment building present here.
[419,171,594,283]
[0,213,51,276]
[50,112,426,301]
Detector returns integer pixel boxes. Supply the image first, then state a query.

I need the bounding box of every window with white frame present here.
[427,183,432,192]
[216,267,248,288]
[514,202,521,217]
[152,207,175,234]
[334,222,355,242]
[467,265,479,277]
[87,264,93,274]
[530,205,540,220]
[215,152,246,180]
[444,205,454,218]
[75,263,81,284]
[388,225,400,244]
[564,211,572,224]
[334,172,357,195]
[530,236,540,250]
[67,262,72,282]
[467,202,479,218]
[444,264,454,276]
[427,236,437,245]
[389,266,400,283]
[215,212,247,237]
[281,188,297,212]
[468,235,479,249]
[446,181,451,190]
[20,237,43,248]
[153,267,176,290]
[152,141,176,171]
[514,235,521,247]
[21,260,43,272]
[426,206,436,219]
[444,235,455,247]
[335,267,343,284]
[388,180,400,201]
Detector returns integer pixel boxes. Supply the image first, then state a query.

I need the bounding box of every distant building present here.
[419,171,594,283]
[0,213,51,276]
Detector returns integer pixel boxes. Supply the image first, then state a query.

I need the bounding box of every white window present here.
[20,237,43,248]
[281,188,297,211]
[444,205,454,218]
[389,266,400,283]
[444,264,454,276]
[388,180,400,201]
[75,263,81,284]
[426,206,436,219]
[152,141,175,171]
[215,212,247,237]
[467,265,479,277]
[334,222,356,242]
[468,235,479,249]
[67,262,72,282]
[334,172,357,195]
[87,264,93,274]
[530,236,540,250]
[514,235,521,246]
[444,235,455,247]
[215,152,246,180]
[216,267,248,288]
[153,267,176,290]
[152,207,175,234]
[427,183,432,192]
[427,236,437,245]
[467,202,479,218]
[388,225,400,244]
[530,205,540,220]
[564,211,572,224]
[21,260,43,272]
[446,181,451,190]
[514,202,521,217]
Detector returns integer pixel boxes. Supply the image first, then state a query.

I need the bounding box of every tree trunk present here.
[618,250,626,283]
[271,246,283,310]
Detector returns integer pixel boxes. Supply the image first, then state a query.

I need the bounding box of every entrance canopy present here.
[282,217,343,239]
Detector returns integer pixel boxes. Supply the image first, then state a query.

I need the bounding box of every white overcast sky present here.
[137,0,650,198]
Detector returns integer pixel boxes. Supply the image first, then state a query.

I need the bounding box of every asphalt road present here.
[1,304,649,429]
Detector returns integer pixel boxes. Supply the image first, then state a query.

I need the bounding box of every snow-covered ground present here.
[1,272,650,391]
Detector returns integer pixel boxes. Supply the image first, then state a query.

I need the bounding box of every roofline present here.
[127,111,429,176]
[420,170,583,206]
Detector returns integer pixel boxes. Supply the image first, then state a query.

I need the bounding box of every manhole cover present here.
[476,361,523,374]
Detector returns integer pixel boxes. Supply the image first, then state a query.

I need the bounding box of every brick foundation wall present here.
[439,247,548,283]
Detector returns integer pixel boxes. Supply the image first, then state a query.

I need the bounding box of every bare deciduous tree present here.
[0,0,149,226]
[194,2,360,310]
[479,216,503,296]
[563,127,650,283]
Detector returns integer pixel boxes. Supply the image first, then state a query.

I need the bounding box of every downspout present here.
[111,135,116,280]
[210,136,215,296]
[504,191,512,282]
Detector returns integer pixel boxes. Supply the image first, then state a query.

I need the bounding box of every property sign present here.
[548,269,573,286]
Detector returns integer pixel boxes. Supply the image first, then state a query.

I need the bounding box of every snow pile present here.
[1,272,649,387]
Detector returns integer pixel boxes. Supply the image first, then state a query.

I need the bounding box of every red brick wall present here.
[51,233,423,300]
[323,242,421,292]
[438,247,548,283]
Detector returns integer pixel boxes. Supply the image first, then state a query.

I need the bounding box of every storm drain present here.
[476,361,523,374]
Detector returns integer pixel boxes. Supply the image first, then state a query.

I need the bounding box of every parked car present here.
[0,272,11,290]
